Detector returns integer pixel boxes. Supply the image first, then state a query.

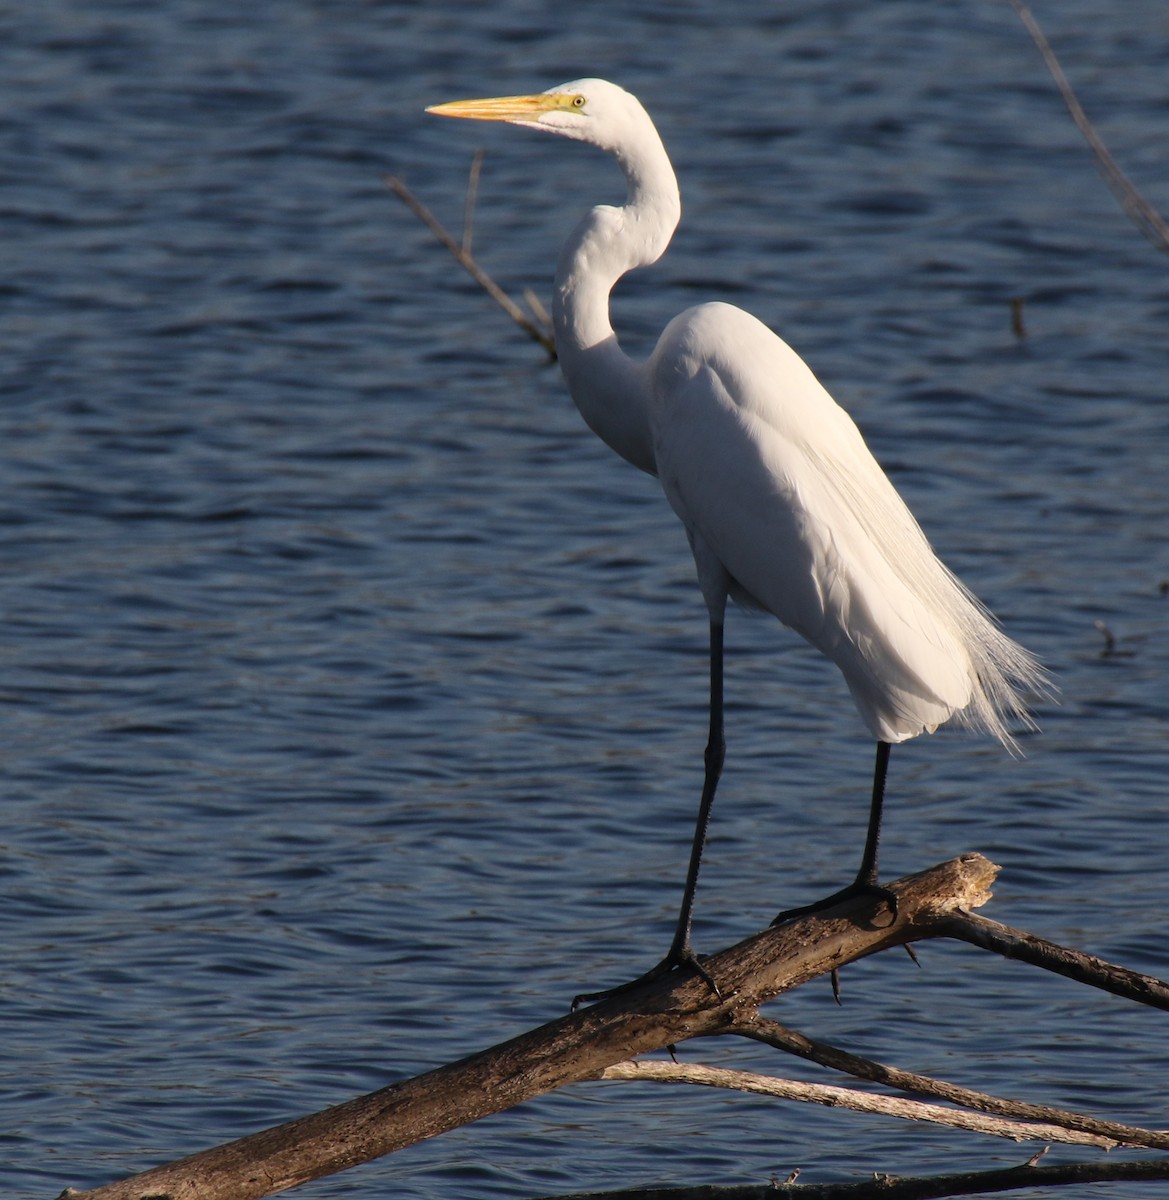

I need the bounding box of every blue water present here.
[3,1,1168,1197]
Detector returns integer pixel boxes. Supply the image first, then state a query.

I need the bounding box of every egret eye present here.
[571,94,586,108]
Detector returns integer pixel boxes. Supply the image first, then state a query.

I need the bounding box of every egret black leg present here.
[856,739,891,887]
[772,740,898,926]
[573,619,726,1007]
[666,617,725,964]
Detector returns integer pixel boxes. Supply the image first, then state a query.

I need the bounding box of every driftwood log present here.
[59,854,1169,1200]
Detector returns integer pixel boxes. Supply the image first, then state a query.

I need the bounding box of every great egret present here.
[427,79,1045,997]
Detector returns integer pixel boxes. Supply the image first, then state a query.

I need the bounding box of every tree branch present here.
[532,1154,1169,1200]
[57,854,1169,1200]
[59,855,992,1200]
[935,909,1169,1010]
[729,1016,1169,1150]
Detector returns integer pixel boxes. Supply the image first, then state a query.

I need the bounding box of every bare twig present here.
[1008,0,1169,253]
[462,148,484,255]
[387,174,556,355]
[524,286,553,330]
[599,1059,1116,1147]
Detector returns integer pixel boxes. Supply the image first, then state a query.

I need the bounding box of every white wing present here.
[649,302,1040,745]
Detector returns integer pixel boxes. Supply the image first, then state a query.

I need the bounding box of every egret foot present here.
[571,947,720,1011]
[771,878,898,928]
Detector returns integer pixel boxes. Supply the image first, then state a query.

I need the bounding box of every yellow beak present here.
[426,93,578,122]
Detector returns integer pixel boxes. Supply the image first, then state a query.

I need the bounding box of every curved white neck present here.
[551,130,681,476]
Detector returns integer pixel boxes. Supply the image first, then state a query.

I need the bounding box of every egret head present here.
[427,78,650,154]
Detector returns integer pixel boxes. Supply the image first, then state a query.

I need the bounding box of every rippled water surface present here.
[4,2,1168,1197]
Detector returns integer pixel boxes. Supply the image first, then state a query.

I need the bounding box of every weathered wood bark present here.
[61,855,993,1200]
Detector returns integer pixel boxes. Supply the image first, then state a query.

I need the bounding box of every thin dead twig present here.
[462,148,484,255]
[599,1059,1115,1147]
[387,173,556,356]
[1009,0,1169,253]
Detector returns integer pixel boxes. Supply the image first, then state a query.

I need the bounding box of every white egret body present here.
[428,79,1045,996]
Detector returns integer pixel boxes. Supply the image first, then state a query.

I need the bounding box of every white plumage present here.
[429,78,1046,996]
[649,298,1036,747]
